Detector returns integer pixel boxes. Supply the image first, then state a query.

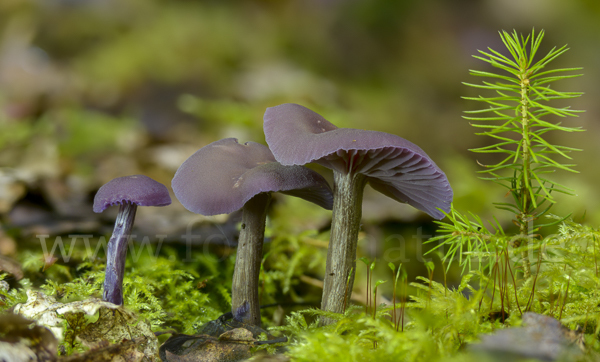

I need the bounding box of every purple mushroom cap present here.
[93,175,172,213]
[171,138,333,215]
[263,103,452,219]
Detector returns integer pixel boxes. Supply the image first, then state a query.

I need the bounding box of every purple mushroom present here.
[263,103,452,321]
[93,175,171,305]
[172,138,333,326]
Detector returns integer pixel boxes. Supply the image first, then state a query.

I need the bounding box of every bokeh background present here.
[1,0,599,292]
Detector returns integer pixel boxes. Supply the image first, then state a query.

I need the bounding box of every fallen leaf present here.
[0,254,23,280]
[0,313,58,362]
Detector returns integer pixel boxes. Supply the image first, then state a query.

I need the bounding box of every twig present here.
[479,260,497,313]
[506,249,522,315]
[497,257,505,322]
[392,275,397,330]
[298,275,391,305]
[366,263,371,315]
[559,271,571,320]
[489,259,499,314]
[526,246,544,312]
[343,267,353,313]
[401,277,407,332]
[593,235,598,277]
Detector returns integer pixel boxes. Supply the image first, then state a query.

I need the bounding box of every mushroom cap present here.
[263,103,452,219]
[171,138,333,216]
[93,175,172,213]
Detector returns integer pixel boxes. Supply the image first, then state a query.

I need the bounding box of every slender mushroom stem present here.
[321,171,367,324]
[103,201,137,305]
[231,192,272,326]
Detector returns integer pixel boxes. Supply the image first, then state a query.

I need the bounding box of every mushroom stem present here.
[231,192,272,326]
[103,201,137,305]
[321,171,367,324]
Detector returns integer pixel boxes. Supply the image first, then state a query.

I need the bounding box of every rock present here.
[470,312,584,361]
[159,312,288,362]
[13,290,159,361]
[159,329,254,362]
[58,338,145,362]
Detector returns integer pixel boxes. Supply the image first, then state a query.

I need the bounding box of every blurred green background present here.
[0,0,599,291]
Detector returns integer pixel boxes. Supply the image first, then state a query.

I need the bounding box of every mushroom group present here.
[92,103,451,327]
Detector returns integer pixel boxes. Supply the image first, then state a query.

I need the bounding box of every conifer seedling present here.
[430,29,583,280]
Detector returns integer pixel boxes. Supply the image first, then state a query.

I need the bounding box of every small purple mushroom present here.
[263,103,453,321]
[172,138,333,326]
[93,175,171,305]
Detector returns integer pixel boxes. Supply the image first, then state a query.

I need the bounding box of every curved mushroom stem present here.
[231,192,272,326]
[321,172,367,324]
[103,201,137,305]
